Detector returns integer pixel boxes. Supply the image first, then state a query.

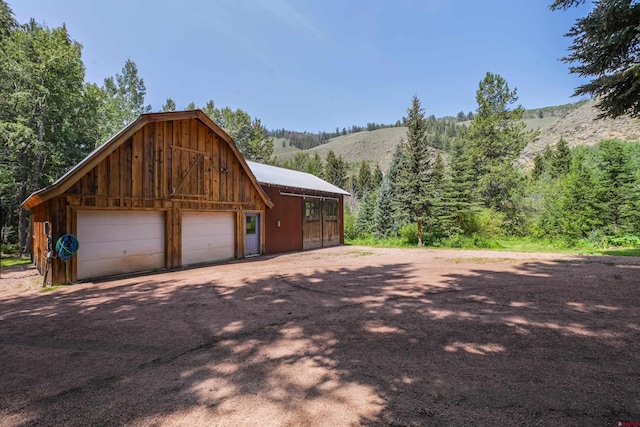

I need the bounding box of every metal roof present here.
[247,161,350,196]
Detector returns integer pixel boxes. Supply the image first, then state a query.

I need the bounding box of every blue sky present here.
[12,0,591,132]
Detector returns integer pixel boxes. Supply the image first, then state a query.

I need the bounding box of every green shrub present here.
[608,234,640,247]
[399,223,419,245]
[344,207,357,240]
[1,243,20,255]
[466,208,506,237]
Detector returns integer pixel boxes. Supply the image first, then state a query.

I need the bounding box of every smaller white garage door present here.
[182,212,235,266]
[77,211,165,280]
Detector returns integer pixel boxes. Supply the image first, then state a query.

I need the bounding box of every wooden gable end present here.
[62,118,265,208]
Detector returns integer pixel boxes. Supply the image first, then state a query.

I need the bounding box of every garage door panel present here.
[182,212,235,266]
[80,239,164,262]
[77,211,165,280]
[78,254,165,280]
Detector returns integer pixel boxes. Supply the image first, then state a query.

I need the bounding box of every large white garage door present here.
[182,212,235,266]
[77,210,165,280]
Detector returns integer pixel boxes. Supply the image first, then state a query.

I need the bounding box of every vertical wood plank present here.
[132,130,143,204]
[155,121,164,201]
[189,119,198,195]
[121,138,133,207]
[144,122,154,199]
[181,120,190,197]
[219,143,227,201]
[212,134,220,201]
[108,148,121,206]
[96,159,108,207]
[164,121,173,197]
[204,127,212,199]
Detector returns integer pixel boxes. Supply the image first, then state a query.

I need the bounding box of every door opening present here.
[244,213,260,256]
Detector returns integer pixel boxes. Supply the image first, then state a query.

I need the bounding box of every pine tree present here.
[439,138,479,236]
[245,118,274,163]
[551,138,571,178]
[372,163,384,190]
[356,160,372,199]
[597,139,633,233]
[559,150,603,237]
[465,72,536,231]
[396,95,432,246]
[325,150,347,188]
[531,153,546,181]
[305,152,324,177]
[373,178,396,238]
[386,140,410,227]
[428,153,446,237]
[354,190,377,237]
[552,0,640,118]
[162,97,176,112]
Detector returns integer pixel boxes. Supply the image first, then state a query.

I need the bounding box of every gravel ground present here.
[0,246,639,426]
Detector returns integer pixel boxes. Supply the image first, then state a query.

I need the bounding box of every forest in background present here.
[2,0,640,255]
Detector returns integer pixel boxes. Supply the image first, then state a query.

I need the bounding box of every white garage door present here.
[182,212,235,266]
[77,210,165,280]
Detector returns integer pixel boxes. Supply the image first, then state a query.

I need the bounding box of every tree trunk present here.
[416,210,423,247]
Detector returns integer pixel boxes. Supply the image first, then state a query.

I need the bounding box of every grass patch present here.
[1,256,31,268]
[40,284,68,293]
[598,248,640,257]
[346,235,640,257]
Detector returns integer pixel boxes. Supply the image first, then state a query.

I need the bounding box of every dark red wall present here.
[263,185,303,254]
[262,184,345,255]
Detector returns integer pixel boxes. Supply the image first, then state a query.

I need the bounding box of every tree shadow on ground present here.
[0,251,638,426]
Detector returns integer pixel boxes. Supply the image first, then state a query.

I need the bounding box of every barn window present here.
[305,200,320,221]
[324,200,338,220]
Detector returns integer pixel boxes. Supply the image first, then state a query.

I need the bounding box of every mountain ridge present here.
[273,99,640,171]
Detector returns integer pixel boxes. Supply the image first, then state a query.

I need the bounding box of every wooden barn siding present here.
[33,118,265,285]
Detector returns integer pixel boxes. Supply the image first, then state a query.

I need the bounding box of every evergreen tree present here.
[373,177,395,238]
[386,140,410,227]
[559,150,602,237]
[439,138,479,235]
[356,160,372,199]
[324,150,347,188]
[162,97,176,112]
[305,152,324,177]
[396,95,432,246]
[597,139,633,233]
[531,153,546,181]
[354,190,377,237]
[372,163,383,190]
[552,0,640,118]
[551,138,571,177]
[245,118,274,163]
[428,152,446,238]
[465,72,536,231]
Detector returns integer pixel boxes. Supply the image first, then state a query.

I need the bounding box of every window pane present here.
[246,215,256,235]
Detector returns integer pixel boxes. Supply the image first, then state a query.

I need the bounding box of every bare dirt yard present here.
[1,246,639,426]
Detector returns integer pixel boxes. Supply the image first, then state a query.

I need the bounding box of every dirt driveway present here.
[1,246,639,426]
